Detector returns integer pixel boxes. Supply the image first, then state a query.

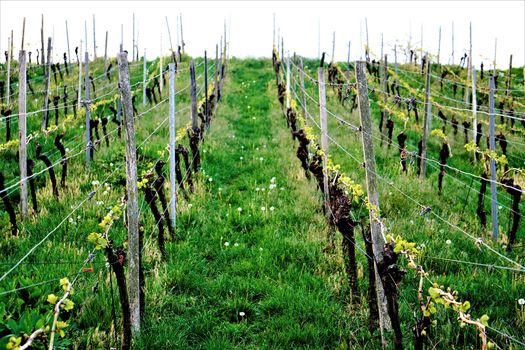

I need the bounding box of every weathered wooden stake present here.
[18,50,28,219]
[84,52,92,164]
[169,62,176,232]
[41,37,52,131]
[505,55,513,99]
[21,18,26,50]
[117,51,141,335]
[317,65,335,246]
[488,76,499,241]
[355,61,391,341]
[189,60,198,133]
[464,22,472,105]
[420,53,431,178]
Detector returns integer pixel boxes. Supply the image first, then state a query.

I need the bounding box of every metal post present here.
[420,53,431,178]
[84,52,91,164]
[160,33,163,94]
[41,37,52,131]
[143,49,147,106]
[168,62,176,232]
[355,61,391,338]
[41,14,45,66]
[104,31,108,81]
[117,51,140,334]
[215,44,219,103]
[18,50,28,219]
[299,57,307,116]
[331,31,335,63]
[488,76,499,241]
[286,53,291,109]
[132,13,135,62]
[204,50,208,126]
[472,66,477,163]
[437,25,441,65]
[189,60,198,133]
[180,13,184,54]
[92,14,97,59]
[78,39,82,110]
[6,37,10,106]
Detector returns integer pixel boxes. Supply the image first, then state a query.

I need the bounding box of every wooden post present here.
[21,17,26,50]
[299,57,307,116]
[215,44,219,102]
[381,54,388,139]
[437,25,441,65]
[286,53,291,109]
[165,16,174,57]
[505,55,513,99]
[120,24,123,52]
[41,37,52,131]
[104,31,108,81]
[472,66,477,163]
[420,53,432,178]
[142,49,147,106]
[488,76,499,241]
[41,14,45,66]
[204,50,208,125]
[189,60,198,133]
[92,14,97,59]
[117,51,140,335]
[18,50,28,219]
[355,61,391,338]
[317,65,334,246]
[6,37,10,106]
[84,52,91,164]
[168,62,176,232]
[78,39,83,109]
[65,20,72,73]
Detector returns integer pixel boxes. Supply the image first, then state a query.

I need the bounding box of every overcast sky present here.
[1,1,524,69]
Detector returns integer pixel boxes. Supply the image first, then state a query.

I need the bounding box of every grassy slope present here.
[0,55,524,349]
[135,58,366,349]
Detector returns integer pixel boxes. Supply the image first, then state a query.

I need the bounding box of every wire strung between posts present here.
[295,72,525,194]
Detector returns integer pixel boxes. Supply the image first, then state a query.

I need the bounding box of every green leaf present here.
[480,314,489,327]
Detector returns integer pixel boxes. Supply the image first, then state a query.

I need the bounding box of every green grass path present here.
[136,59,358,349]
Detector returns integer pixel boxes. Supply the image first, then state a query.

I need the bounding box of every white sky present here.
[1,1,524,69]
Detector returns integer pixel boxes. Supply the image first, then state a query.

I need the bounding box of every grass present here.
[0,53,524,349]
